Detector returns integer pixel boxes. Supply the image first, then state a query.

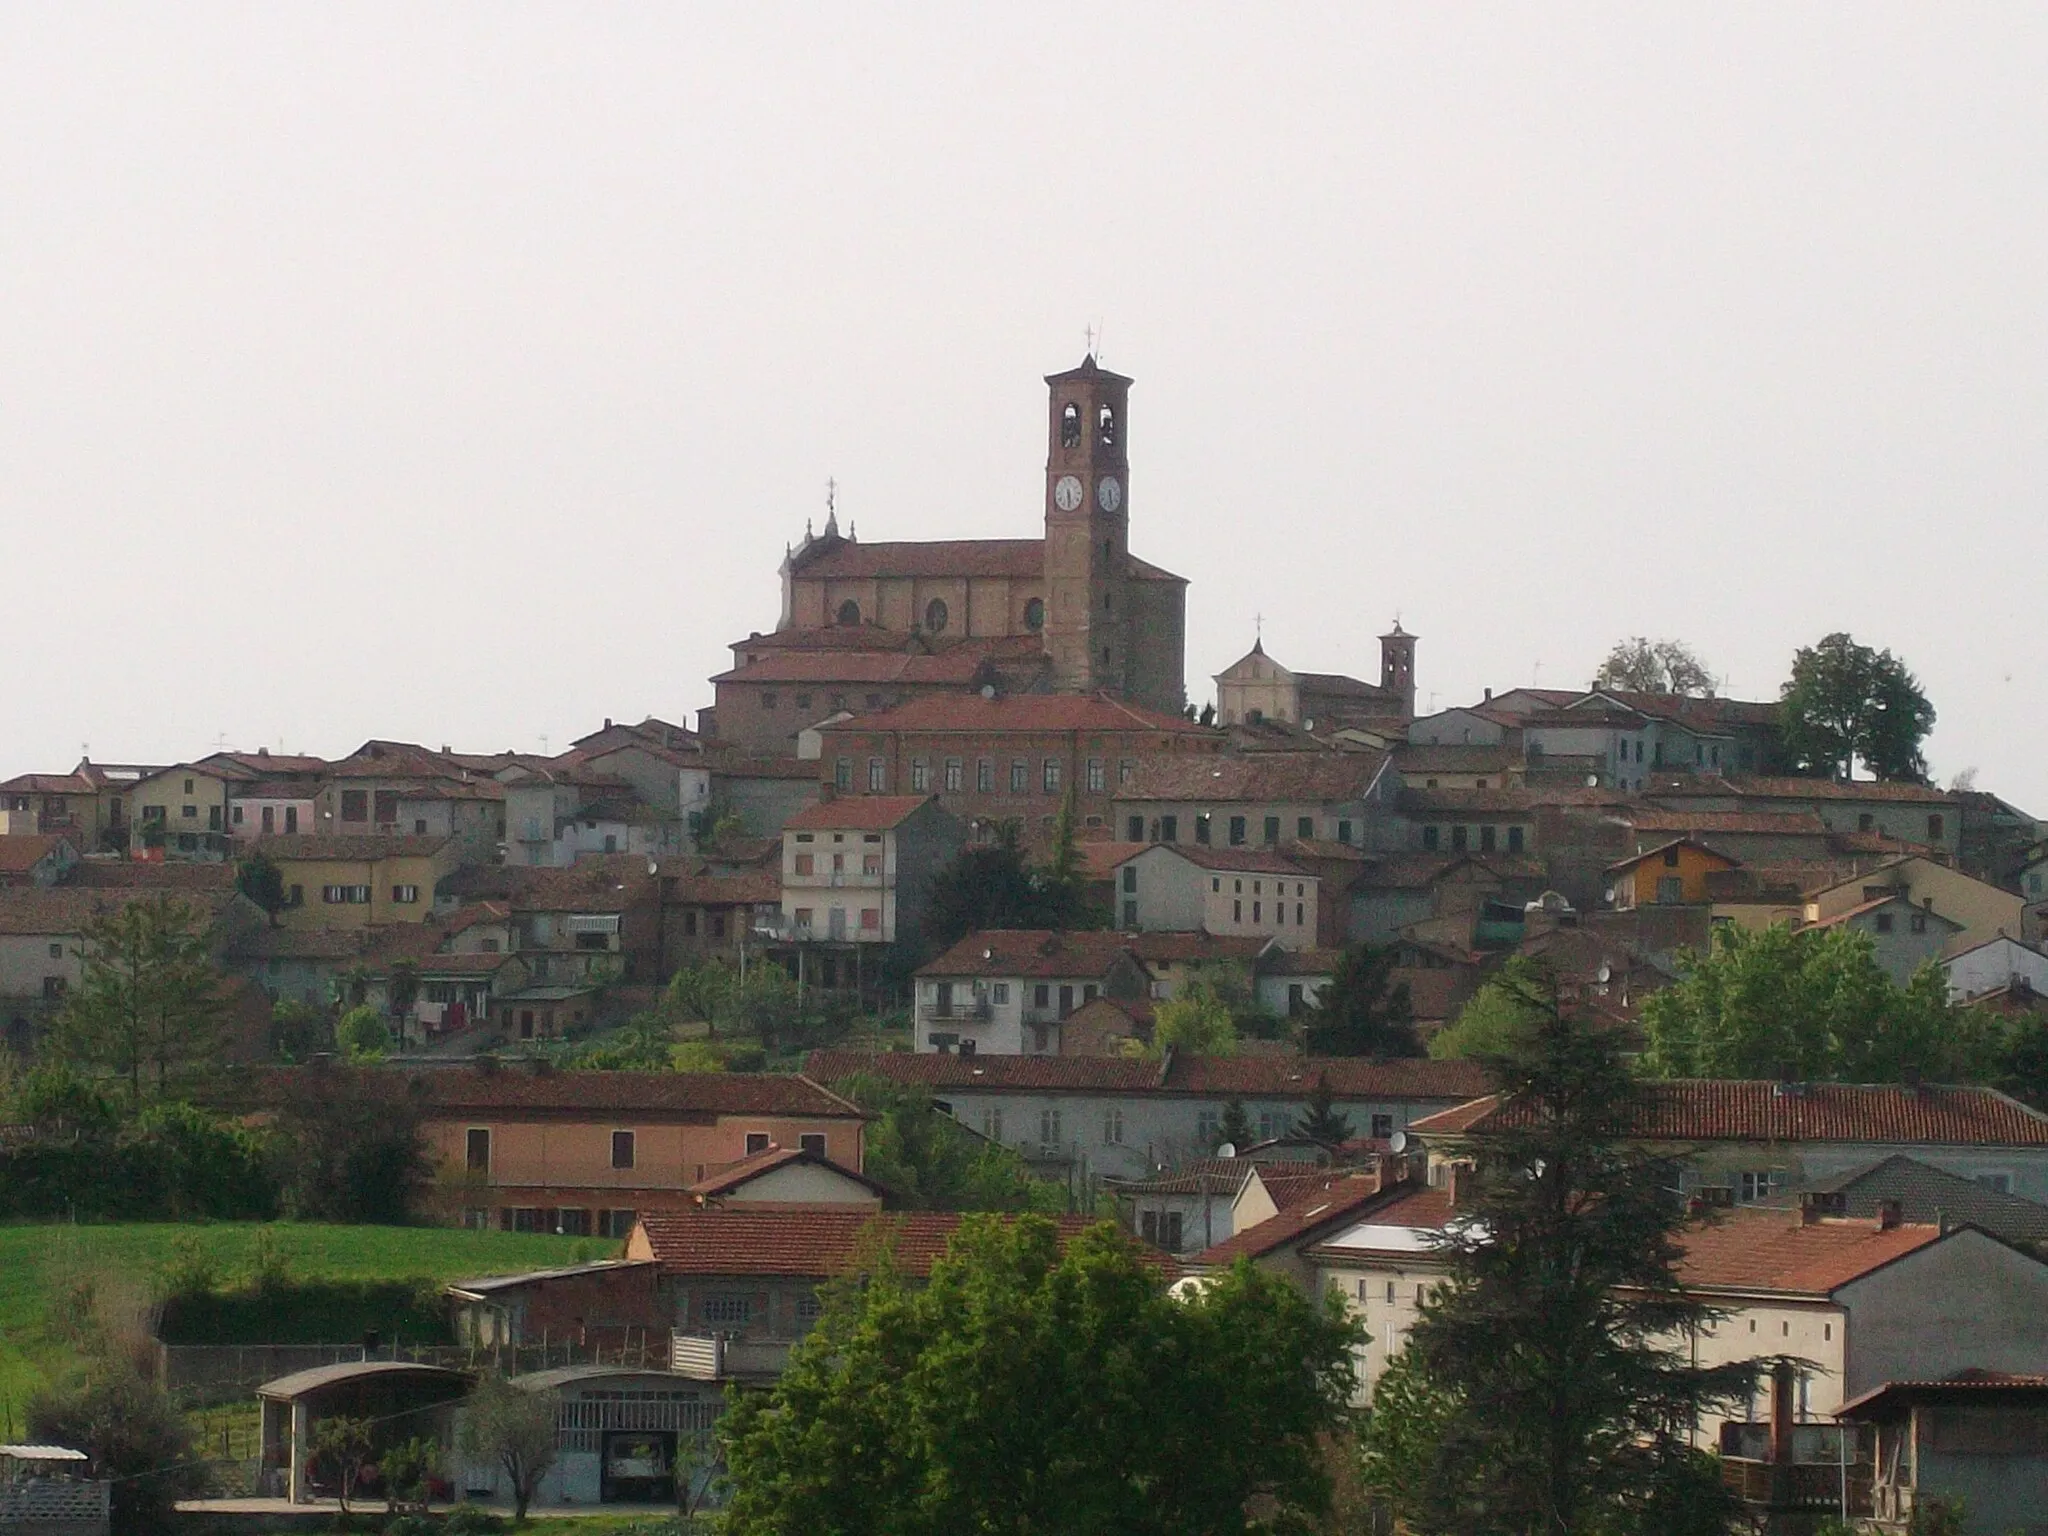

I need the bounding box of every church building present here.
[708,356,1189,755]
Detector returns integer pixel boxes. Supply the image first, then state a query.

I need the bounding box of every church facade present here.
[708,357,1188,755]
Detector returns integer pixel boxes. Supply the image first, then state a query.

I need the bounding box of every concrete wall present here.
[1838,1230,2048,1400]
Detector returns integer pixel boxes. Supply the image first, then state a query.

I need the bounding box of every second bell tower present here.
[1041,354,1132,695]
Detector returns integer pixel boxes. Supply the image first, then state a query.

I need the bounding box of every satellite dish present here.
[1216,1142,1238,1159]
[979,684,996,699]
[1585,774,1600,788]
[1603,887,1616,904]
[1597,963,1612,984]
[1389,1130,1408,1154]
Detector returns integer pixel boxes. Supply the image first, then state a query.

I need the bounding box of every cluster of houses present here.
[14,351,2048,1529]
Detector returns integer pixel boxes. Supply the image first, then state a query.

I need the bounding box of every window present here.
[1196,1110,1221,1146]
[760,690,778,710]
[1975,1172,2014,1194]
[1371,1113,1394,1138]
[1738,1170,1783,1203]
[183,778,194,794]
[181,804,197,819]
[1296,902,1305,925]
[794,853,814,875]
[1158,814,1178,842]
[1098,402,1117,445]
[834,758,853,791]
[288,884,303,906]
[1253,901,1262,922]
[1507,825,1525,853]
[47,942,61,959]
[1087,758,1105,792]
[1297,816,1314,840]
[1422,825,1440,851]
[1909,912,1928,934]
[231,804,244,825]
[1122,867,1137,893]
[1141,1209,1159,1243]
[1195,813,1211,845]
[1034,984,1050,1009]
[41,977,66,1000]
[466,1129,490,1173]
[1656,876,1684,904]
[1874,912,1895,934]
[1127,815,1145,841]
[745,1132,772,1155]
[1858,812,1875,832]
[860,907,881,930]
[1229,815,1247,846]
[1233,900,1242,922]
[795,693,813,711]
[1024,597,1045,631]
[598,1208,638,1238]
[392,884,419,904]
[1043,758,1061,793]
[977,759,993,792]
[800,1133,828,1156]
[1058,984,1074,1017]
[924,598,949,633]
[1163,1211,1183,1250]
[945,758,963,792]
[1011,760,1028,793]
[1103,1110,1124,1145]
[910,759,930,792]
[862,853,881,875]
[1061,401,1082,446]
[1336,818,1352,844]
[982,1107,1005,1140]
[991,983,1009,1004]
[1123,900,1138,926]
[1039,1109,1062,1145]
[1263,815,1280,845]
[1118,759,1134,786]
[868,758,886,791]
[611,1130,636,1169]
[1451,824,1468,851]
[702,1294,753,1326]
[1928,814,1945,839]
[836,599,860,626]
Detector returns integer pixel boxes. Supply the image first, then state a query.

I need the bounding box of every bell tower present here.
[1042,355,1132,695]
[1380,621,1418,718]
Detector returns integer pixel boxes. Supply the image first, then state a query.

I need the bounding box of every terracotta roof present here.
[790,536,1183,585]
[1659,776,1957,806]
[1076,841,1148,880]
[1411,1081,2048,1145]
[1295,671,1397,702]
[807,1050,1491,1101]
[245,1065,864,1119]
[1589,691,1780,729]
[405,951,520,976]
[1802,894,1963,934]
[511,858,657,914]
[254,835,454,862]
[1620,810,1829,838]
[1676,1208,1944,1295]
[1301,1182,1457,1254]
[1840,1371,2048,1419]
[0,886,239,936]
[1189,1173,1387,1265]
[783,795,941,833]
[67,859,237,891]
[684,1143,886,1198]
[0,772,96,795]
[228,926,376,961]
[712,634,1047,687]
[1605,838,1742,874]
[1102,1156,1283,1196]
[1114,753,1388,804]
[1355,853,1528,891]
[1393,745,1524,775]
[633,1209,1143,1278]
[327,741,476,780]
[917,929,1140,980]
[0,835,78,874]
[199,751,331,775]
[1258,947,1346,977]
[1123,931,1270,964]
[1125,844,1312,877]
[817,691,1213,738]
[667,869,781,906]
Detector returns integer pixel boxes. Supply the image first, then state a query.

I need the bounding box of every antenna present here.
[1216,1142,1237,1159]
[539,733,549,756]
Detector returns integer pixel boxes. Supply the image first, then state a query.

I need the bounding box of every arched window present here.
[836,599,860,627]
[1098,403,1117,447]
[1061,403,1082,448]
[1103,592,1113,612]
[1023,597,1045,632]
[924,598,949,634]
[1103,539,1113,560]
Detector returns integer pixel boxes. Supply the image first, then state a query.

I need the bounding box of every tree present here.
[336,1004,391,1062]
[1150,979,1239,1058]
[1362,964,1757,1536]
[1302,944,1419,1057]
[270,1071,431,1223]
[268,999,330,1062]
[1593,636,1715,696]
[1294,1073,1352,1143]
[917,819,1106,959]
[827,1073,1066,1212]
[1217,1097,1254,1151]
[53,894,230,1107]
[1780,631,1937,783]
[1428,957,1549,1060]
[719,1215,1360,1535]
[378,1435,442,1515]
[27,1362,205,1530]
[234,852,288,926]
[458,1374,558,1523]
[309,1415,377,1514]
[1639,923,2001,1084]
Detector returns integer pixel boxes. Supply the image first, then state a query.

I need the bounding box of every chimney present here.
[604,717,613,730]
[1483,687,1493,701]
[1769,1359,1795,1465]
[1798,1195,1823,1226]
[1876,1197,1903,1231]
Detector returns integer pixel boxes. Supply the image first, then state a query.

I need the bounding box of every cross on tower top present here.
[1084,323,1097,356]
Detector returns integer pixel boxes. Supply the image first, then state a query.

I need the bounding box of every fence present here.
[0,1478,110,1536]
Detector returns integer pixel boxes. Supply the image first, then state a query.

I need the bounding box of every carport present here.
[256,1360,472,1504]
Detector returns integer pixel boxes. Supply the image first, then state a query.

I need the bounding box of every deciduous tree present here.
[719,1215,1359,1535]
[457,1374,557,1523]
[1593,636,1715,696]
[1150,978,1239,1058]
[234,852,288,926]
[1779,631,1936,783]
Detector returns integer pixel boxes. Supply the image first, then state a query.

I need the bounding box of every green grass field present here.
[0,1223,604,1428]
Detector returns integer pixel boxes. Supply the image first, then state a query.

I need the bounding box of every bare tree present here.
[1591,637,1715,696]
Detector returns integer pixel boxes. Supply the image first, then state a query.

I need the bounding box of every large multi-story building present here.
[708,355,1189,755]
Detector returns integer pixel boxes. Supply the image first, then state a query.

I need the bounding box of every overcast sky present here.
[5,7,2045,805]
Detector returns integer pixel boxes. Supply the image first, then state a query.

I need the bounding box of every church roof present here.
[790,537,1183,585]
[815,691,1213,737]
[712,634,1047,687]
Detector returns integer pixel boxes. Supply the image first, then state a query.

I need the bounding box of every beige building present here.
[1112,843,1320,948]
[1212,628,1416,732]
[259,834,460,929]
[130,763,244,861]
[1803,855,2026,958]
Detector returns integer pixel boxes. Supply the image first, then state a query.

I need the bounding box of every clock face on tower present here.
[1053,475,1084,512]
[1096,476,1123,513]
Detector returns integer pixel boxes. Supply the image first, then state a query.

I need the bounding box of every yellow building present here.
[128,763,244,861]
[1607,837,1739,910]
[259,834,460,929]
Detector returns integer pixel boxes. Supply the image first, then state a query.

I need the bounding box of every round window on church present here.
[1023,597,1045,632]
[924,599,949,634]
[836,600,860,627]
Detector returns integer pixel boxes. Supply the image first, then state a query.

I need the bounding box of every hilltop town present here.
[9,354,2048,1532]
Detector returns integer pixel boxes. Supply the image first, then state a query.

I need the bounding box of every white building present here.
[912,929,1150,1056]
[1113,844,1320,949]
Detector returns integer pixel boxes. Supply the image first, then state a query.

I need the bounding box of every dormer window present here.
[1098,403,1117,447]
[1061,402,1082,448]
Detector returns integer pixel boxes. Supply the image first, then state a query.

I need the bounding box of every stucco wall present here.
[1837,1230,2048,1400]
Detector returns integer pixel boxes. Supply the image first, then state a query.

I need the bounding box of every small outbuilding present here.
[0,1445,107,1536]
[479,1366,724,1508]
[256,1361,472,1504]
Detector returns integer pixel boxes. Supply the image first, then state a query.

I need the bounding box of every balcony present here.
[1719,1456,1871,1515]
[920,999,993,1023]
[670,1331,792,1382]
